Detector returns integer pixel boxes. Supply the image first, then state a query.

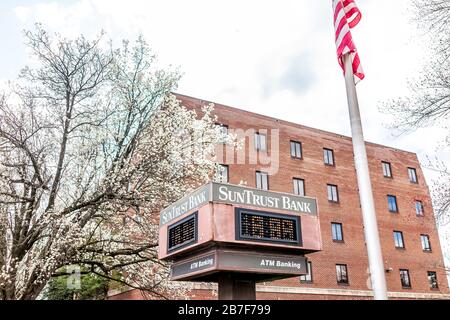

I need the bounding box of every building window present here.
[415,201,424,216]
[300,261,313,283]
[421,235,432,252]
[214,164,229,183]
[324,148,335,166]
[428,271,439,289]
[336,264,349,285]
[388,195,398,213]
[408,167,418,184]
[327,184,339,203]
[332,223,344,242]
[255,132,267,152]
[290,141,302,159]
[400,269,411,288]
[216,123,228,143]
[393,231,405,249]
[256,171,269,190]
[293,178,305,197]
[382,161,392,178]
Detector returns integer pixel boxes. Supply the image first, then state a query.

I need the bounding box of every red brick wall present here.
[109,93,449,300]
[177,93,449,296]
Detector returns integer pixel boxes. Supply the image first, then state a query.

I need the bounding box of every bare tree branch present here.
[0,25,236,300]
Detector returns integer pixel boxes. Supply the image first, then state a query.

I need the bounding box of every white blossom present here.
[0,25,239,300]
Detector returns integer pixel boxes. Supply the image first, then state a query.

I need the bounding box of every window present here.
[327,184,339,203]
[415,201,424,216]
[300,261,313,283]
[324,148,335,166]
[255,132,267,152]
[214,164,229,183]
[421,235,432,252]
[293,178,305,197]
[400,269,411,288]
[256,171,269,190]
[393,231,405,249]
[382,162,392,178]
[216,123,228,143]
[388,195,398,213]
[428,271,439,289]
[336,264,349,284]
[290,141,302,159]
[408,168,418,184]
[332,223,344,242]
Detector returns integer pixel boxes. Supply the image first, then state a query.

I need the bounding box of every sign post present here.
[158,182,322,300]
[218,275,256,300]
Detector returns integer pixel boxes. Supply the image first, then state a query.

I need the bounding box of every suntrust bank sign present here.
[160,182,318,226]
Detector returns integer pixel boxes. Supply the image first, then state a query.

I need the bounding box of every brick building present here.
[109,93,449,300]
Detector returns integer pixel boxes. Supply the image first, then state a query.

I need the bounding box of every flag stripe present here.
[332,0,365,82]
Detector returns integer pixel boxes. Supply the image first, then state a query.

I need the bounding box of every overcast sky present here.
[0,0,449,268]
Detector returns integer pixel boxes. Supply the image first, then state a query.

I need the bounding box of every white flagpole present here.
[343,54,388,300]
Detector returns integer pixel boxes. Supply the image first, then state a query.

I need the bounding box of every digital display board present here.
[168,212,198,253]
[236,209,301,245]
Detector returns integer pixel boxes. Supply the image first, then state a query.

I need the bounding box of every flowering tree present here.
[0,25,234,300]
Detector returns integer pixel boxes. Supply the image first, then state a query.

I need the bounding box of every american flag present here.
[333,0,365,82]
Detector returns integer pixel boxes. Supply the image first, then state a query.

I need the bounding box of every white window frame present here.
[300,261,313,283]
[324,148,335,166]
[421,234,432,252]
[327,184,339,203]
[382,161,392,178]
[415,201,424,216]
[290,141,302,159]
[408,168,418,183]
[256,171,269,190]
[255,132,267,152]
[332,223,344,242]
[215,164,229,183]
[393,231,405,249]
[216,123,229,144]
[293,178,305,196]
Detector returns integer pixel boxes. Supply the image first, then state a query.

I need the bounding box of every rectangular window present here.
[400,269,411,288]
[327,184,339,203]
[408,168,418,184]
[293,178,305,197]
[255,132,267,152]
[332,223,344,242]
[388,195,398,213]
[290,141,302,159]
[428,271,439,289]
[421,235,432,252]
[382,162,392,178]
[216,123,228,144]
[393,231,405,249]
[300,261,313,283]
[214,164,229,183]
[256,171,269,190]
[415,201,424,216]
[336,264,349,284]
[324,148,335,166]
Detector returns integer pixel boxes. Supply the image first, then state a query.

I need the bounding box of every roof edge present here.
[172,92,418,156]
